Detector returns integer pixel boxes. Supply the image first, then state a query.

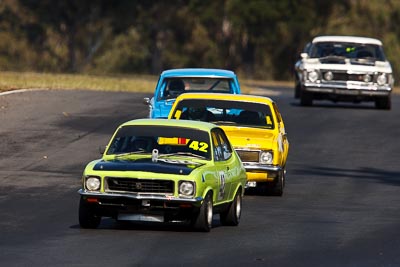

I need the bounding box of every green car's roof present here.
[119,118,216,131]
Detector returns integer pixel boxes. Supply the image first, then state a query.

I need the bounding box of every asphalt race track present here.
[1,87,399,266]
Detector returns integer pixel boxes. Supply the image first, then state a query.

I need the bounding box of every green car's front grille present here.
[105,177,174,194]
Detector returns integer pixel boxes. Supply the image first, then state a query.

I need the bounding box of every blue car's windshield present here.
[158,77,233,100]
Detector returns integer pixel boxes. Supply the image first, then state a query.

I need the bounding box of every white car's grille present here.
[321,71,375,83]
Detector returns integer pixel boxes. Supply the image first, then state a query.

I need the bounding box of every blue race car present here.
[144,68,241,118]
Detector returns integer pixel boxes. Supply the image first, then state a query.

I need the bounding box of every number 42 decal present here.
[188,140,208,152]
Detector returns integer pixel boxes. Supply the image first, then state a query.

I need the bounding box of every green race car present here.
[78,119,247,232]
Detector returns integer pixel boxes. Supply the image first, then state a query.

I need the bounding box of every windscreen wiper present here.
[114,150,148,159]
[158,152,207,160]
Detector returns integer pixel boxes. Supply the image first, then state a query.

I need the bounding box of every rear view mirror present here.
[300,52,308,59]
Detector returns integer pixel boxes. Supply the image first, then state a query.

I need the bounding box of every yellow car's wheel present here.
[272,169,285,196]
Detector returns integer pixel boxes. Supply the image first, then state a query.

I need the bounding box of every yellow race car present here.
[169,93,289,195]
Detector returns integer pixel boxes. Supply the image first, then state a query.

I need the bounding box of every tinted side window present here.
[303,42,311,54]
[272,102,282,123]
[211,131,222,161]
[212,128,232,161]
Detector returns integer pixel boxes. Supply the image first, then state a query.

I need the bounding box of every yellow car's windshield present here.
[172,99,275,129]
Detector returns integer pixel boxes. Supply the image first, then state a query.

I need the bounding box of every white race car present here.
[294,35,394,109]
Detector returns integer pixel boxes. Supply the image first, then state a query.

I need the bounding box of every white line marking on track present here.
[0,88,49,96]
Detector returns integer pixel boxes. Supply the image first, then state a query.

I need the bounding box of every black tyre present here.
[79,197,101,229]
[294,85,300,99]
[300,91,313,106]
[271,169,285,196]
[375,96,391,110]
[192,193,213,232]
[294,77,301,99]
[220,189,242,226]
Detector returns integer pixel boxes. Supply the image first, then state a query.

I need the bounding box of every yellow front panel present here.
[246,172,274,182]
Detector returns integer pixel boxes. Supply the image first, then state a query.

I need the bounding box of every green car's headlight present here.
[179,181,195,196]
[260,151,273,164]
[85,176,101,191]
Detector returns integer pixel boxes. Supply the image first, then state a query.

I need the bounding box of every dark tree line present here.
[0,0,399,81]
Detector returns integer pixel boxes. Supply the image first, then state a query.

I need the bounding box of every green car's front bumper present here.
[78,189,204,223]
[78,189,203,203]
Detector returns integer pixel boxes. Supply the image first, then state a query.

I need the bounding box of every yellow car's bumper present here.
[246,172,274,182]
[243,163,283,183]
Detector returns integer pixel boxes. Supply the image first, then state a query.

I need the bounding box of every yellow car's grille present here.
[236,150,259,162]
[105,177,174,194]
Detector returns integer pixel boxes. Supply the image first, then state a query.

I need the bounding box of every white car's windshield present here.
[309,42,386,61]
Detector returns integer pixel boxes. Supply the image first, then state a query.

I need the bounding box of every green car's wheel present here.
[192,193,213,232]
[220,189,242,226]
[79,197,101,229]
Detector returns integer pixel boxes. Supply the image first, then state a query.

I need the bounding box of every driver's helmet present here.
[188,107,207,120]
[168,79,185,97]
[132,137,152,152]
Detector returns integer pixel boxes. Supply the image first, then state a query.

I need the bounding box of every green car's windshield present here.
[106,125,212,160]
[172,99,275,129]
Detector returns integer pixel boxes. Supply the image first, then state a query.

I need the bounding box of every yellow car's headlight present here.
[260,151,273,164]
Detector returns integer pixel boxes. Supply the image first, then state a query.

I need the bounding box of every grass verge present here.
[0,72,158,93]
[0,71,398,94]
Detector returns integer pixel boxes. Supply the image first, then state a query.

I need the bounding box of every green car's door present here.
[211,128,237,203]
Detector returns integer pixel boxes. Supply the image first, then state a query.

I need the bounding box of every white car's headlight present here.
[179,181,194,196]
[324,71,333,81]
[260,151,273,164]
[377,73,387,85]
[363,74,371,83]
[308,70,319,82]
[86,176,101,191]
